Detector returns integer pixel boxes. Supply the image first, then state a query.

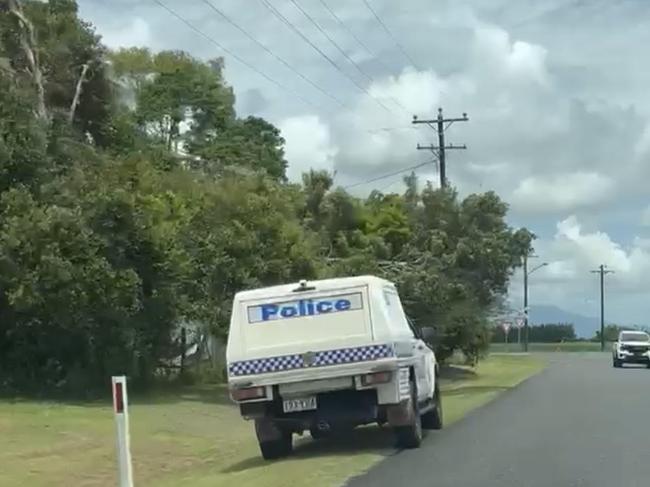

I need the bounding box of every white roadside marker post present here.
[112,376,134,487]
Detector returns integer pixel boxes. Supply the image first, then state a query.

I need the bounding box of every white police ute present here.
[612,330,650,368]
[226,275,442,460]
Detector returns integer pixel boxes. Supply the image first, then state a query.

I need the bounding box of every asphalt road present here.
[347,353,650,487]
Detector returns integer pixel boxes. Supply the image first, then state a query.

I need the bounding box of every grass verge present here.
[0,355,544,487]
[490,342,611,353]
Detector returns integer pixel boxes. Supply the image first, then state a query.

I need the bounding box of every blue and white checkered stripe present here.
[228,344,395,377]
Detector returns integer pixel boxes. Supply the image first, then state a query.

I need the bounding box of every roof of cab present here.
[234,275,394,301]
[619,330,650,338]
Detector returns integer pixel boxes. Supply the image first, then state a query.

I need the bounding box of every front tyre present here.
[613,357,622,368]
[394,380,423,449]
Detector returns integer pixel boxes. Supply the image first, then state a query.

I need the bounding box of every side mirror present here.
[420,327,436,342]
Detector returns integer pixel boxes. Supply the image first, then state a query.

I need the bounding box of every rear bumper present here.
[235,365,414,430]
[247,389,382,431]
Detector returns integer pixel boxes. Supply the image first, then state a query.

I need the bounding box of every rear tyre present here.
[394,380,423,449]
[421,383,443,430]
[258,433,292,460]
[646,362,650,369]
[255,419,293,460]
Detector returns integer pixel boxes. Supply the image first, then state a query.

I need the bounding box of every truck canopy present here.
[226,276,413,367]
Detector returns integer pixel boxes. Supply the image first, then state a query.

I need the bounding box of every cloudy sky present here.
[78,0,650,326]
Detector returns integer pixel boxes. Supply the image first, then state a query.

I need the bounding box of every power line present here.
[316,0,410,115]
[259,0,390,114]
[366,125,418,134]
[287,0,400,115]
[318,0,396,73]
[152,0,319,111]
[361,0,420,70]
[290,0,370,83]
[377,163,431,192]
[200,0,345,108]
[344,160,433,189]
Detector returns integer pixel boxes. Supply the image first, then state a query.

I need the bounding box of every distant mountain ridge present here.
[528,305,601,338]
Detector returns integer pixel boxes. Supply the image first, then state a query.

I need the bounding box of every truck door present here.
[407,317,435,401]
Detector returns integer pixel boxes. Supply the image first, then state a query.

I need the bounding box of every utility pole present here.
[591,264,614,351]
[523,255,548,352]
[523,254,528,352]
[412,107,468,188]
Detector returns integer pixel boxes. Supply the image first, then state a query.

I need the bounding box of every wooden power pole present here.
[412,107,468,188]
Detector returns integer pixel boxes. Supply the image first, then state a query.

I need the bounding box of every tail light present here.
[361,371,392,387]
[231,386,266,401]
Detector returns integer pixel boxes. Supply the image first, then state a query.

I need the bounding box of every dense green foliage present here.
[0,1,532,392]
[493,323,577,343]
[592,324,650,342]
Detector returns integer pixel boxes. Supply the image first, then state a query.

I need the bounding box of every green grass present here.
[0,355,544,487]
[490,341,611,353]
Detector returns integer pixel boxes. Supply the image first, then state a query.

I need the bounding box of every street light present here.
[528,263,548,276]
[523,257,548,352]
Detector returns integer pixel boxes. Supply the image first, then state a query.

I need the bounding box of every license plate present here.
[283,396,317,413]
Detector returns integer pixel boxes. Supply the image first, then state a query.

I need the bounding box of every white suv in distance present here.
[612,331,650,368]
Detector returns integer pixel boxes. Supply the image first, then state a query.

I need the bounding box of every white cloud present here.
[368,67,448,114]
[472,24,550,87]
[511,172,615,214]
[634,123,650,157]
[553,216,632,273]
[331,68,452,181]
[509,215,650,322]
[279,115,337,182]
[641,206,650,227]
[98,17,151,49]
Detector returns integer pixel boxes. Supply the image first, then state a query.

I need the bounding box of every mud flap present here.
[386,397,416,427]
[255,417,283,442]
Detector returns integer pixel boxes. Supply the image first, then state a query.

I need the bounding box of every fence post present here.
[112,376,134,487]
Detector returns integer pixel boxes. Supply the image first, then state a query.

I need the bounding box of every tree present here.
[301,169,334,230]
[0,186,141,390]
[0,2,533,393]
[592,324,624,342]
[190,116,288,180]
[365,193,412,256]
[0,74,49,193]
[176,173,321,338]
[2,1,114,140]
[132,50,235,151]
[384,183,532,362]
[111,48,289,179]
[493,323,577,343]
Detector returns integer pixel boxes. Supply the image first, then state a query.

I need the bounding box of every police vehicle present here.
[226,275,442,459]
[612,330,650,368]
